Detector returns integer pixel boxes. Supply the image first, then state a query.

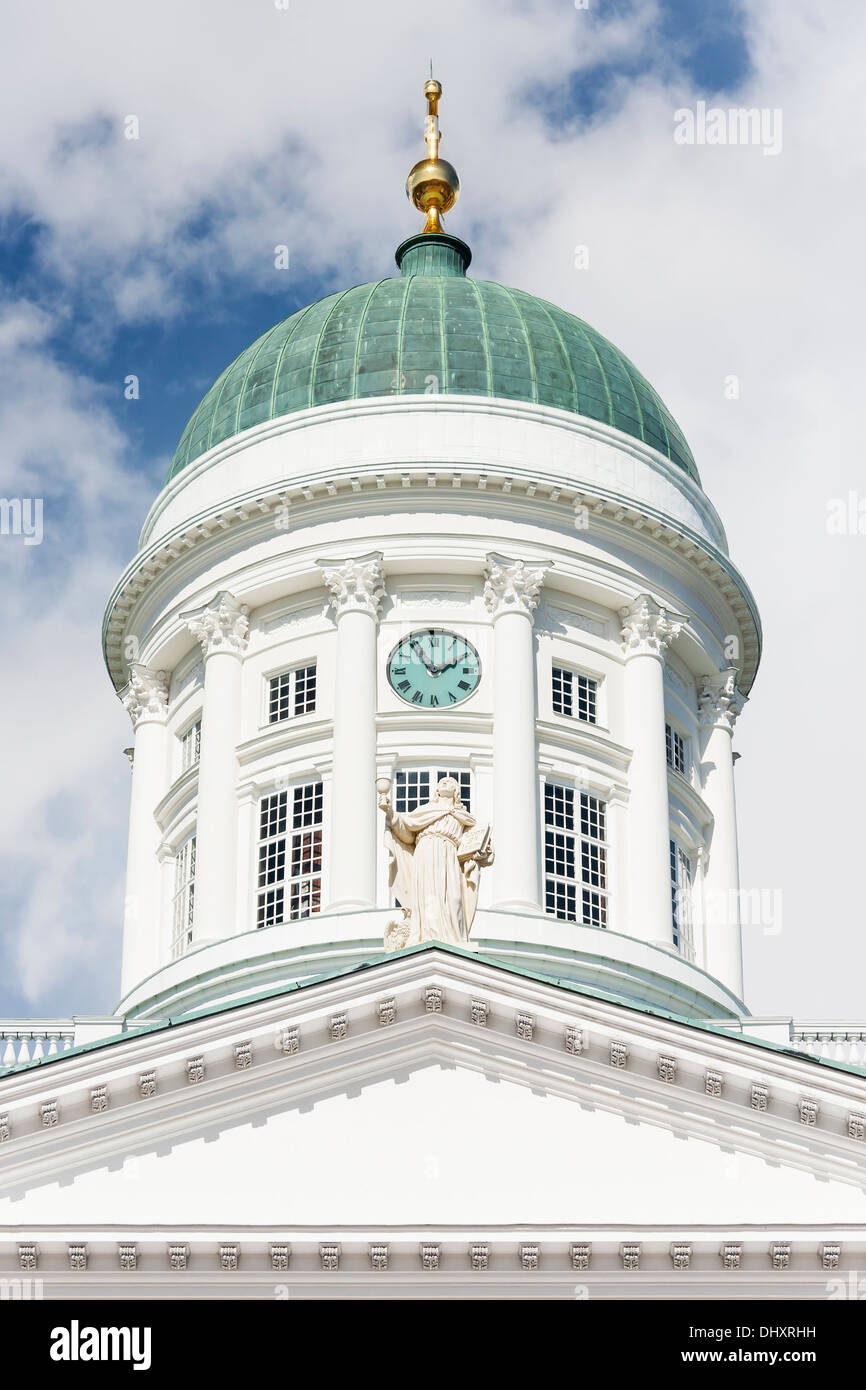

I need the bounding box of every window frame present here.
[543,778,608,928]
[551,662,601,726]
[665,721,689,779]
[670,838,695,961]
[263,659,318,727]
[179,715,202,775]
[256,779,324,929]
[393,766,473,815]
[170,832,196,960]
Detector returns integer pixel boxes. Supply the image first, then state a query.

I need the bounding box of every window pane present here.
[257,782,323,927]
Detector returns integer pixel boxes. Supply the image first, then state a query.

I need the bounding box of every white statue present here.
[376,776,493,950]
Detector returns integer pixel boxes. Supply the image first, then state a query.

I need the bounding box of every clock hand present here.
[410,638,435,672]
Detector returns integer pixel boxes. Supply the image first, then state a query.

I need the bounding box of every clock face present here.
[387,628,481,708]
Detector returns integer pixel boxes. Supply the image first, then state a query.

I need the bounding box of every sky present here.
[0,0,863,1020]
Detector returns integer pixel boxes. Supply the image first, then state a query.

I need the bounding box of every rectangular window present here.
[268,663,317,724]
[394,768,472,814]
[180,718,201,772]
[670,840,695,961]
[665,722,687,776]
[171,834,196,959]
[552,666,598,724]
[257,781,323,928]
[544,781,607,927]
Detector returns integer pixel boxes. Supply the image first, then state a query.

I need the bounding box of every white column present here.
[698,667,746,998]
[185,591,249,943]
[120,665,169,997]
[484,554,548,912]
[319,554,385,910]
[620,594,683,950]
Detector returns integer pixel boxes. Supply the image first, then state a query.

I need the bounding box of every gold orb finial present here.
[406,74,460,234]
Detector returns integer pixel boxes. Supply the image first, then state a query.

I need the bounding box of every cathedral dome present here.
[167,233,698,484]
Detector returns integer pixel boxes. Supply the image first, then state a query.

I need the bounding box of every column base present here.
[324,899,377,914]
[488,900,545,916]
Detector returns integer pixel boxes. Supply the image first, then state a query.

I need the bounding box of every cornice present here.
[0,951,864,1198]
[102,466,761,696]
[0,1223,859,1293]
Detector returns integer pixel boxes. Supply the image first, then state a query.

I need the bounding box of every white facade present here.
[3,242,864,1303]
[106,392,759,1022]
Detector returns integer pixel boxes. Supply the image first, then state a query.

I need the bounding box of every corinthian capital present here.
[698,667,746,731]
[318,553,385,618]
[483,553,548,620]
[121,664,169,728]
[620,593,683,658]
[186,590,249,658]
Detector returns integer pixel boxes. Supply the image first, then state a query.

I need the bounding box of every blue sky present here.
[1,0,864,1020]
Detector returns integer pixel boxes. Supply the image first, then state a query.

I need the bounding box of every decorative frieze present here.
[320,1244,341,1272]
[698,667,746,731]
[118,1243,138,1272]
[234,1042,253,1070]
[270,1244,290,1272]
[657,1055,677,1084]
[820,1243,841,1272]
[90,1085,109,1113]
[671,1243,692,1271]
[319,554,385,619]
[483,554,548,620]
[515,1013,534,1041]
[798,1097,819,1126]
[721,1243,742,1271]
[186,1056,205,1085]
[68,1244,87,1272]
[470,999,489,1027]
[186,590,250,658]
[564,1026,584,1055]
[40,1100,58,1128]
[420,1244,440,1271]
[121,664,169,727]
[770,1243,791,1271]
[469,1244,489,1271]
[609,1040,629,1069]
[0,1114,10,1142]
[620,1243,641,1271]
[848,1113,865,1141]
[168,1244,189,1271]
[705,1070,724,1098]
[329,1012,348,1041]
[277,1026,300,1056]
[750,1083,769,1112]
[219,1245,239,1272]
[619,593,683,659]
[138,1071,157,1099]
[424,986,444,1013]
[570,1243,591,1272]
[370,1244,389,1271]
[519,1244,539,1271]
[377,999,397,1027]
[18,1244,38,1272]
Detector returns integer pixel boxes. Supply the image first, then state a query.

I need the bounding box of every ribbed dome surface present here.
[168,254,698,482]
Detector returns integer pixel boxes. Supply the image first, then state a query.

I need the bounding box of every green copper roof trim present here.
[395,231,472,277]
[167,273,700,483]
[1,943,861,1083]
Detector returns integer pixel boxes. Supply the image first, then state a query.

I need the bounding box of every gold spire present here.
[405,75,460,234]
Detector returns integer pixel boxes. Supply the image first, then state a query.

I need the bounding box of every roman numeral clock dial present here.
[387,628,481,708]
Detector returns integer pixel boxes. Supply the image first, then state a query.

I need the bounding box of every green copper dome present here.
[168,233,698,483]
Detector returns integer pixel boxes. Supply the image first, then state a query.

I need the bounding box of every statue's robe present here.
[385,800,478,945]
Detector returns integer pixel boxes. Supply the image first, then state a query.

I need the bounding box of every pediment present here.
[1,949,864,1230]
